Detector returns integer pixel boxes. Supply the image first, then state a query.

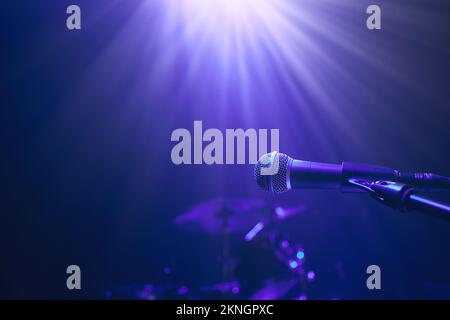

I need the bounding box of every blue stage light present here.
[307,271,315,281]
[244,222,265,242]
[281,240,290,249]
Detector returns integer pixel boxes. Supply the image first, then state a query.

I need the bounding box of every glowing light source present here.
[173,0,274,34]
[181,0,262,23]
[108,0,420,164]
[289,260,298,269]
[177,286,189,295]
[244,222,265,242]
[275,206,286,219]
[160,0,311,110]
[296,250,305,260]
[281,240,289,249]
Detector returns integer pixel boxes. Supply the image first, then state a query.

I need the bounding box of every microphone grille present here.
[254,152,290,194]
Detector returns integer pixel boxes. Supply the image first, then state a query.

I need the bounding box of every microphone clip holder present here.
[348,178,450,221]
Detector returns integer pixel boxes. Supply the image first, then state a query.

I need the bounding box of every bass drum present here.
[234,224,312,300]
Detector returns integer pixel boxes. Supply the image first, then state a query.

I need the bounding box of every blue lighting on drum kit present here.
[289,260,299,269]
[163,267,172,275]
[275,206,286,219]
[244,222,265,242]
[281,240,290,249]
[177,286,189,295]
[232,286,240,295]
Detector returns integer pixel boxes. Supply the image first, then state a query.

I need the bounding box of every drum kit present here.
[108,197,316,300]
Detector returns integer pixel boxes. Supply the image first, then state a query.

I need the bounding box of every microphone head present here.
[254,151,291,194]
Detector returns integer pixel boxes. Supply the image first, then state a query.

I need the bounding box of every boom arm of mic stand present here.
[348,179,450,222]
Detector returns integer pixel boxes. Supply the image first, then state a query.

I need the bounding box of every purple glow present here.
[77,0,429,176]
[244,222,265,241]
[275,206,286,219]
[177,286,189,295]
[136,284,156,300]
[232,286,240,295]
[157,0,340,113]
[281,240,289,249]
[307,271,316,281]
[275,205,307,220]
[163,267,172,274]
[250,279,298,300]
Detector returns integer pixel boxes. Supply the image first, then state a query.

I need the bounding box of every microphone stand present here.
[348,179,450,222]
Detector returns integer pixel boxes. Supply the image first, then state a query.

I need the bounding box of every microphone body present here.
[255,152,450,194]
[289,159,396,191]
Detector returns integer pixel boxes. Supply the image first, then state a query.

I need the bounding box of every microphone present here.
[254,152,450,194]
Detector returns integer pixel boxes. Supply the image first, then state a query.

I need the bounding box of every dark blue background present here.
[1,0,450,299]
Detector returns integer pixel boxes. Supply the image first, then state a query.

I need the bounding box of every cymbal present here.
[174,197,268,235]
